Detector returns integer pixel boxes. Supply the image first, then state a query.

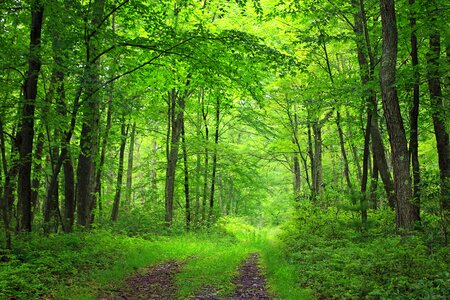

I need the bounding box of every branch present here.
[325,0,354,30]
[87,0,130,40]
[4,67,26,81]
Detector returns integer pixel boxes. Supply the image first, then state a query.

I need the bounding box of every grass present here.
[0,218,313,300]
[260,228,313,300]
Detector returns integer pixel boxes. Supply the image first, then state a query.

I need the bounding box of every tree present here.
[76,0,105,228]
[426,0,450,241]
[165,75,192,226]
[17,0,44,232]
[379,0,418,229]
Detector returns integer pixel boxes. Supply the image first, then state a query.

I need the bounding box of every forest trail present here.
[101,252,271,299]
[232,253,271,300]
[102,260,183,299]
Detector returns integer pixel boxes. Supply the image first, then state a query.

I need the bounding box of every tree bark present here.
[181,117,191,230]
[361,110,372,225]
[409,0,421,220]
[307,123,315,200]
[111,116,128,221]
[291,105,302,198]
[165,76,191,226]
[0,120,11,249]
[165,90,180,225]
[379,0,418,229]
[336,111,353,194]
[427,31,450,236]
[125,122,136,207]
[209,97,220,221]
[18,0,44,232]
[369,149,379,209]
[63,151,75,233]
[95,90,113,214]
[313,124,323,197]
[30,132,44,212]
[352,0,396,210]
[202,95,209,221]
[76,0,105,228]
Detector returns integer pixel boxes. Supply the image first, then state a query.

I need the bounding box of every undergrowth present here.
[2,207,446,300]
[279,202,450,299]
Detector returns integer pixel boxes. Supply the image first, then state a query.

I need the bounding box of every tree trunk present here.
[165,90,179,225]
[292,155,301,196]
[195,107,202,225]
[31,132,44,212]
[370,112,396,209]
[352,0,396,210]
[313,124,323,197]
[427,31,450,238]
[125,122,136,207]
[409,0,421,220]
[209,98,220,220]
[76,0,105,228]
[202,95,209,221]
[63,151,75,233]
[370,149,379,209]
[111,117,128,221]
[0,120,11,249]
[291,105,302,198]
[165,76,190,226]
[379,0,418,230]
[361,110,372,225]
[336,111,352,194]
[96,13,116,214]
[181,118,191,231]
[307,124,315,200]
[150,140,158,200]
[95,90,113,215]
[18,0,44,232]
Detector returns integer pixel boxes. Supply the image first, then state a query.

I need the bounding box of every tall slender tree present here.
[18,0,44,231]
[379,0,418,229]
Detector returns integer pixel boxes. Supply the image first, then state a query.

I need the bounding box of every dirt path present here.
[101,260,183,299]
[232,253,271,300]
[102,253,271,299]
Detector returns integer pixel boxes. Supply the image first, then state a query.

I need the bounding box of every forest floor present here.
[101,253,271,299]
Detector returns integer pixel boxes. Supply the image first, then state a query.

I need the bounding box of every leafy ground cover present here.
[279,203,450,299]
[0,218,309,300]
[1,214,448,299]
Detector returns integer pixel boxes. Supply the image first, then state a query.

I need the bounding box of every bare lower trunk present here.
[18,0,44,232]
[209,98,220,221]
[336,111,352,194]
[63,151,75,233]
[95,91,113,215]
[181,120,190,230]
[202,95,209,221]
[370,150,379,209]
[409,0,421,220]
[313,124,323,197]
[0,120,11,249]
[427,31,450,242]
[379,0,418,229]
[31,132,44,212]
[361,110,372,224]
[125,122,136,207]
[165,77,191,226]
[307,124,316,200]
[76,0,105,228]
[111,117,128,222]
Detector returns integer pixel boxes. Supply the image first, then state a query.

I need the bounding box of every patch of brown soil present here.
[101,260,183,300]
[233,253,271,300]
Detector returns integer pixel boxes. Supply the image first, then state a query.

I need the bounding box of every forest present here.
[0,0,449,299]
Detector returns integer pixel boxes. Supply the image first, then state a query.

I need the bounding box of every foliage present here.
[0,230,124,299]
[279,203,450,299]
